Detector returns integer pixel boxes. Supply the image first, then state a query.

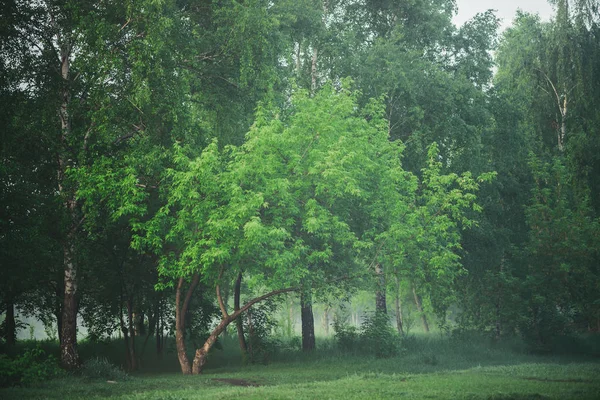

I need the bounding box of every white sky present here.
[453,0,555,31]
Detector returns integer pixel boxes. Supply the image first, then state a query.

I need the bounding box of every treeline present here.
[1,0,599,374]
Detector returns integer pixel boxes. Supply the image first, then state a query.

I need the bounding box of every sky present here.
[453,0,555,31]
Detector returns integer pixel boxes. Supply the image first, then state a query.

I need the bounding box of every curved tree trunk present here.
[175,274,200,374]
[191,286,297,374]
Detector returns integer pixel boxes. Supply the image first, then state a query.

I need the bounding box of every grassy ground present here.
[2,335,599,399]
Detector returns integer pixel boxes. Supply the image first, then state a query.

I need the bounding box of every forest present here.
[1,0,600,399]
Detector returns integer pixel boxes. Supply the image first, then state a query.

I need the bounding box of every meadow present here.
[2,334,599,399]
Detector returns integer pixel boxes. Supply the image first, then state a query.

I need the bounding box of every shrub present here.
[332,314,359,352]
[79,357,129,381]
[0,346,63,387]
[359,311,401,358]
[243,299,281,364]
[333,311,401,357]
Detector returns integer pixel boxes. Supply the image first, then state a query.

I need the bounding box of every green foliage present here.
[243,299,281,365]
[0,346,63,387]
[332,313,359,353]
[78,357,129,382]
[333,311,401,358]
[359,312,402,358]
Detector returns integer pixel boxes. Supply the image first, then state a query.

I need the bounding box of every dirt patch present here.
[212,378,261,387]
[522,377,594,384]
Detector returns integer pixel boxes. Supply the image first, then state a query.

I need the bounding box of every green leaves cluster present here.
[133,82,489,314]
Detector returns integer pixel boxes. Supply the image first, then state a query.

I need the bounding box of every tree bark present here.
[412,285,429,333]
[233,272,248,355]
[119,291,133,371]
[5,300,16,346]
[322,306,330,336]
[126,296,137,371]
[175,274,200,374]
[56,34,80,370]
[375,263,387,314]
[156,307,163,359]
[191,286,297,374]
[60,236,80,369]
[300,291,315,351]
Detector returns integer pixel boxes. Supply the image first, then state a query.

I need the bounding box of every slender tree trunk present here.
[300,291,315,351]
[126,297,137,371]
[246,308,254,357]
[56,36,80,370]
[287,295,294,337]
[495,258,504,340]
[412,285,429,333]
[394,275,403,335]
[375,263,387,314]
[140,309,154,358]
[156,297,163,359]
[234,272,248,355]
[5,300,16,346]
[119,291,133,370]
[175,274,200,375]
[311,46,318,95]
[295,40,302,76]
[191,286,297,374]
[322,306,330,336]
[133,310,144,336]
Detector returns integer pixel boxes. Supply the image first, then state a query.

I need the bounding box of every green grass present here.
[2,334,599,399]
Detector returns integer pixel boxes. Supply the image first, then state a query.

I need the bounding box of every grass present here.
[1,334,599,399]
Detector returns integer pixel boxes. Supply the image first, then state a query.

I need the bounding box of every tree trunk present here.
[311,46,318,95]
[175,274,200,375]
[5,300,16,346]
[495,258,504,340]
[57,36,80,370]
[295,40,302,76]
[191,286,297,374]
[156,297,163,358]
[412,285,429,333]
[134,310,144,336]
[394,275,403,335]
[233,272,248,355]
[322,306,330,336]
[126,296,137,371]
[300,291,315,351]
[286,295,294,337]
[60,237,80,369]
[119,291,133,371]
[375,263,387,314]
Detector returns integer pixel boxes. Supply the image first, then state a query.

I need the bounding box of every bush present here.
[0,346,64,387]
[333,314,359,352]
[79,357,129,381]
[360,311,402,358]
[333,311,401,357]
[242,299,281,365]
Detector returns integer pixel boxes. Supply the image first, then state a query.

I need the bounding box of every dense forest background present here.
[1,0,599,376]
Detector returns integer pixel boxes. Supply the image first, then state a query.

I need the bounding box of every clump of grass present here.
[78,357,129,381]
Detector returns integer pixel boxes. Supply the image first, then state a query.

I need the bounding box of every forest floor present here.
[2,335,600,399]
